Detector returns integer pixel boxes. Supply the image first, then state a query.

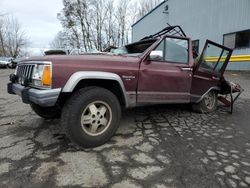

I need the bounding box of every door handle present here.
[181,67,193,71]
[212,76,220,80]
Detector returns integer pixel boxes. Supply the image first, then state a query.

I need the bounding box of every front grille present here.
[16,64,35,85]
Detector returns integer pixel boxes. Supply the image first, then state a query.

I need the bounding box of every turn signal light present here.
[42,66,51,87]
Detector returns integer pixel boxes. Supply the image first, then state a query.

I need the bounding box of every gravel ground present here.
[0,69,250,188]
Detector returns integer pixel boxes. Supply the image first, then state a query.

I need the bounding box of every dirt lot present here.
[0,69,250,188]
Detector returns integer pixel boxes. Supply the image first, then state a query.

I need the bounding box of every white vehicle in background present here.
[0,57,10,68]
[0,57,17,69]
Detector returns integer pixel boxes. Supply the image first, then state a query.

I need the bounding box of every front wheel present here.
[61,87,121,148]
[192,90,218,113]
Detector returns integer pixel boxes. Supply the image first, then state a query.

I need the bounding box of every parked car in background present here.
[0,57,19,69]
[7,58,19,69]
[0,57,10,68]
[7,25,243,148]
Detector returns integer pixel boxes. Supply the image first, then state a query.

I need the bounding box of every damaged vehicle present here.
[7,25,243,148]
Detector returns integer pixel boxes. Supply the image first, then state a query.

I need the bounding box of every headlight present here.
[32,64,52,88]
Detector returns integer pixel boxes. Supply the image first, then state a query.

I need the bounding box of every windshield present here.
[110,39,157,56]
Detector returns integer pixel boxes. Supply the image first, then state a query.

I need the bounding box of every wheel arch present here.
[195,86,220,103]
[62,71,130,108]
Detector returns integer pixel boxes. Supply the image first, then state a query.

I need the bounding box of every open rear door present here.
[191,40,233,102]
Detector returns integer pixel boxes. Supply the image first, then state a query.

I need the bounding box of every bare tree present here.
[136,0,162,19]
[57,0,81,52]
[0,15,28,57]
[50,31,67,49]
[115,0,131,47]
[58,0,93,52]
[55,0,163,53]
[0,18,6,56]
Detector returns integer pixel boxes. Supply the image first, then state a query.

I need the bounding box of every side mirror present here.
[149,50,163,61]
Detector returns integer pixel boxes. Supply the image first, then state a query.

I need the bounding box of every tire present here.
[0,65,7,69]
[7,63,13,69]
[61,87,121,148]
[7,62,15,69]
[192,90,218,113]
[31,103,61,119]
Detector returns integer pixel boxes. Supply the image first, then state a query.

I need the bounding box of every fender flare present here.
[62,71,131,107]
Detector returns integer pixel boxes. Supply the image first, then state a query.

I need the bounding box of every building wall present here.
[132,0,250,70]
[132,2,169,42]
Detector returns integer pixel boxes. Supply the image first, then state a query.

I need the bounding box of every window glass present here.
[224,33,236,49]
[236,30,250,48]
[200,43,230,73]
[165,38,188,63]
[192,40,199,54]
[154,41,164,60]
[223,30,250,49]
[151,37,188,64]
[214,50,229,72]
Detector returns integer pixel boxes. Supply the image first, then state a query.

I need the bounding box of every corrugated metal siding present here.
[234,48,250,56]
[132,0,250,70]
[132,2,169,42]
[227,62,250,71]
[168,0,250,52]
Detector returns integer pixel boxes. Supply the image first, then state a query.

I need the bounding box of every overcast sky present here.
[0,0,63,54]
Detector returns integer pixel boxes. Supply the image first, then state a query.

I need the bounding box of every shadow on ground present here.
[0,99,250,188]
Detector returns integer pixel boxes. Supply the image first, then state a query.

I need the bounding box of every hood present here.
[20,53,141,89]
[21,53,141,65]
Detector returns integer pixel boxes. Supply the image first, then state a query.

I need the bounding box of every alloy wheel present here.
[204,92,216,110]
[80,101,112,136]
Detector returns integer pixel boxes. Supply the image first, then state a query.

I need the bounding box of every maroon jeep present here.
[7,26,243,148]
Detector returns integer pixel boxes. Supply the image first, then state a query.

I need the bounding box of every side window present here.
[165,38,188,63]
[192,40,199,59]
[223,29,250,49]
[200,43,230,73]
[151,41,164,61]
[192,40,199,54]
[150,37,189,64]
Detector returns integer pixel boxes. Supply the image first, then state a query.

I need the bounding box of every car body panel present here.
[137,35,194,104]
[191,40,233,102]
[22,55,140,92]
[0,60,9,68]
[138,59,192,104]
[14,27,237,108]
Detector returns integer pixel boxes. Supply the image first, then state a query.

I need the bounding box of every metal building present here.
[132,0,250,70]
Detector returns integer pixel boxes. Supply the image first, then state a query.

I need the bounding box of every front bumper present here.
[7,83,61,107]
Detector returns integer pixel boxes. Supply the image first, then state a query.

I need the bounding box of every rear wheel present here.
[192,90,218,113]
[61,87,121,148]
[31,103,61,119]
